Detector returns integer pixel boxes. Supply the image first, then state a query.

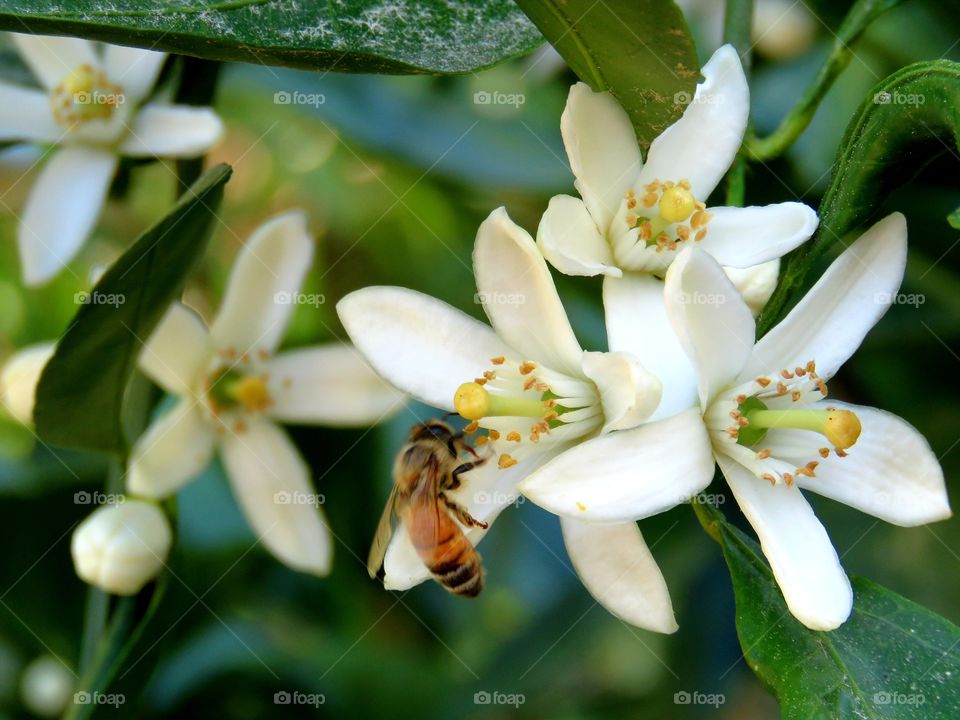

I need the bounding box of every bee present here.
[368,420,489,597]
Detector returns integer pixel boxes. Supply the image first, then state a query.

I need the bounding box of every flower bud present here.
[20,656,74,718]
[71,500,172,595]
[723,260,779,316]
[0,342,55,424]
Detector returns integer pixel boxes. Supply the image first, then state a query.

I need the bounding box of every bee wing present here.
[367,482,400,579]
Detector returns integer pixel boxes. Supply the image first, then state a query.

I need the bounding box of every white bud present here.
[723,259,780,316]
[753,0,816,60]
[20,656,74,718]
[0,342,55,424]
[71,500,172,595]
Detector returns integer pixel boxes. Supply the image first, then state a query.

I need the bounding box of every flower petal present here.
[603,273,698,420]
[266,345,405,426]
[664,248,755,407]
[474,207,583,376]
[221,420,332,576]
[718,454,852,630]
[520,408,715,522]
[699,202,818,267]
[0,83,61,142]
[210,210,313,354]
[784,402,950,526]
[103,46,166,103]
[537,195,622,277]
[562,518,677,633]
[139,303,211,395]
[560,82,642,234]
[581,351,661,432]
[338,286,510,412]
[636,45,749,200]
[11,33,98,89]
[18,146,117,286]
[723,259,779,316]
[741,212,907,382]
[127,399,216,498]
[0,342,55,424]
[119,104,223,158]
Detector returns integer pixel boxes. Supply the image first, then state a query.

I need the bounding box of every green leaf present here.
[0,1,541,75]
[705,505,960,719]
[759,59,960,334]
[514,0,699,152]
[34,164,231,455]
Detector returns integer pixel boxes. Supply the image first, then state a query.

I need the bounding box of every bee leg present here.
[446,457,485,491]
[440,492,488,529]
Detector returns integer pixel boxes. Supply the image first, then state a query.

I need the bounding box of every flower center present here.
[623,179,713,254]
[453,356,601,469]
[50,64,125,127]
[202,349,274,432]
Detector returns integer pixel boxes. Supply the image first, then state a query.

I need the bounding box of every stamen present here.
[744,407,862,450]
[454,382,546,420]
[498,453,518,469]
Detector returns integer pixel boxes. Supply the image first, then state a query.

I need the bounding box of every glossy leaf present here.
[0,1,542,75]
[34,164,231,454]
[515,0,699,152]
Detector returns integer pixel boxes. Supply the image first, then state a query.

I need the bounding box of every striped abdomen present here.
[407,503,484,597]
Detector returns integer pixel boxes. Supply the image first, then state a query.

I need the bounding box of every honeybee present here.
[368,420,489,597]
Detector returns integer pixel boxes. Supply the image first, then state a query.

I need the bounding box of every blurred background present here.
[0,0,958,717]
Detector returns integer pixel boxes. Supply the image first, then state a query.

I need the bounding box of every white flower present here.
[71,499,172,595]
[676,0,816,60]
[0,341,55,424]
[20,656,74,718]
[524,213,951,631]
[127,211,404,576]
[0,33,224,285]
[338,207,708,632]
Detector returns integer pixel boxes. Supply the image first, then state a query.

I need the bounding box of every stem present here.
[744,0,905,161]
[723,0,753,206]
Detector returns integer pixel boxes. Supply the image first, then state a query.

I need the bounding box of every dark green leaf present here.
[0,1,542,75]
[759,60,960,333]
[34,164,232,454]
[514,0,699,152]
[703,505,960,719]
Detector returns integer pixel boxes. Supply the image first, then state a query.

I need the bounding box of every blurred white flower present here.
[338,207,711,632]
[127,211,404,577]
[0,341,55,424]
[71,499,172,595]
[0,33,223,285]
[676,0,817,60]
[20,655,74,718]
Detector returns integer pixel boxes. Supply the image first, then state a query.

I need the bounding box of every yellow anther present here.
[659,186,696,223]
[498,453,518,469]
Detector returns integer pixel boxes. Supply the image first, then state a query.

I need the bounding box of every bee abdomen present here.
[430,550,484,597]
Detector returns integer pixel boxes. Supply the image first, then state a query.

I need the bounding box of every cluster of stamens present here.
[50,64,124,126]
[623,179,712,253]
[203,348,277,434]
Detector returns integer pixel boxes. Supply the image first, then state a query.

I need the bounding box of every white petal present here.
[18,147,117,286]
[210,210,313,354]
[560,82,642,234]
[742,212,907,382]
[537,195,622,277]
[119,104,223,158]
[788,402,951,526]
[562,518,677,633]
[603,273,698,420]
[637,45,749,200]
[221,420,332,576]
[474,207,583,376]
[266,345,405,426]
[338,286,509,412]
[520,408,715,522]
[699,203,818,267]
[718,455,852,630]
[104,46,166,103]
[664,248,755,407]
[0,83,61,143]
[723,259,779,316]
[139,303,211,395]
[127,399,216,498]
[11,33,98,89]
[581,351,660,432]
[0,342,55,424]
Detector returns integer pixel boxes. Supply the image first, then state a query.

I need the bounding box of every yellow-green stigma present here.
[50,64,124,126]
[738,402,861,451]
[624,179,713,253]
[454,381,548,421]
[208,367,272,415]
